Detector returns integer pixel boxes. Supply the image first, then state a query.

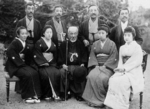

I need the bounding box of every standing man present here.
[58,26,87,101]
[45,5,67,49]
[110,7,143,51]
[79,5,104,48]
[15,2,42,65]
[15,2,41,93]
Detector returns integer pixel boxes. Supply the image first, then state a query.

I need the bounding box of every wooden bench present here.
[4,70,20,102]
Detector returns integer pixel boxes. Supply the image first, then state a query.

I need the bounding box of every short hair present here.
[88,4,99,12]
[42,25,53,36]
[119,7,129,15]
[53,5,63,11]
[25,2,34,9]
[16,26,27,37]
[68,26,79,33]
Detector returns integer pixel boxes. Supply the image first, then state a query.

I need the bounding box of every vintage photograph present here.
[0,0,150,109]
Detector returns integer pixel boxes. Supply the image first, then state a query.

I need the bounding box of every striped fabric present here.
[96,54,109,66]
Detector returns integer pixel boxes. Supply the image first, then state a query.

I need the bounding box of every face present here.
[89,6,99,19]
[25,5,34,18]
[68,27,78,42]
[54,7,63,19]
[19,29,28,42]
[119,9,129,23]
[44,28,53,40]
[124,32,133,44]
[97,30,108,41]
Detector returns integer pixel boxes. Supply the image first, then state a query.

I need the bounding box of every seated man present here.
[58,26,87,101]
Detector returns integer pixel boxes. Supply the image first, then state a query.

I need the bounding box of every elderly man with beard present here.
[110,7,143,51]
[58,26,87,101]
[45,5,67,50]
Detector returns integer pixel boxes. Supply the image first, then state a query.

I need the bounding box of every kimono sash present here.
[96,53,109,66]
[43,53,53,62]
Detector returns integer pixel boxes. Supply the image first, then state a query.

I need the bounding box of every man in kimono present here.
[15,2,41,93]
[45,5,67,49]
[58,26,87,101]
[110,7,143,51]
[79,5,104,47]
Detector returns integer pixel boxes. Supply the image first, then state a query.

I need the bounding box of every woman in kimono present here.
[82,24,118,108]
[104,26,144,109]
[33,25,61,101]
[5,26,41,103]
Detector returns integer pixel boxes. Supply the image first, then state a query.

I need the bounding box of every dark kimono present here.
[33,38,61,98]
[5,38,41,99]
[58,39,87,98]
[82,38,118,107]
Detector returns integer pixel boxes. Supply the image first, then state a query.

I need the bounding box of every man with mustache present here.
[58,26,87,101]
[15,2,42,93]
[45,5,67,51]
[110,7,143,51]
[79,5,104,64]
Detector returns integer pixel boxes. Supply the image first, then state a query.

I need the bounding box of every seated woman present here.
[104,26,144,109]
[5,26,41,103]
[82,24,118,108]
[33,25,61,101]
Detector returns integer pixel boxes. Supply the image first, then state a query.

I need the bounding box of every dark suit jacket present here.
[45,18,67,47]
[15,17,42,44]
[110,22,143,51]
[79,18,104,42]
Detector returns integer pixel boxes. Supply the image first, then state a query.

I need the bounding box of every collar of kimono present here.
[121,21,128,32]
[16,37,26,53]
[100,38,107,49]
[25,16,34,32]
[42,37,52,52]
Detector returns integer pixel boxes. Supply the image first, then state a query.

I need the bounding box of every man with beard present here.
[110,7,143,51]
[58,26,87,101]
[45,5,67,50]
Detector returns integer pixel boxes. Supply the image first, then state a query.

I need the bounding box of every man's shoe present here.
[75,96,84,101]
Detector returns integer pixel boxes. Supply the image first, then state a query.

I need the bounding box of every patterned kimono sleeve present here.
[104,42,119,70]
[6,43,25,67]
[33,40,48,66]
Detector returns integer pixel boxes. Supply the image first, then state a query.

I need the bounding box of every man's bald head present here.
[68,26,78,42]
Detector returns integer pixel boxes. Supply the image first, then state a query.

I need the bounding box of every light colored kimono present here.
[104,41,144,109]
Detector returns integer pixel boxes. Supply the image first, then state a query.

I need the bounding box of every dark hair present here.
[42,25,53,36]
[98,24,109,33]
[16,26,27,37]
[25,2,34,9]
[119,7,129,15]
[124,26,136,38]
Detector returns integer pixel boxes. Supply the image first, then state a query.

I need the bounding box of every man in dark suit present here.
[16,2,41,44]
[79,5,104,47]
[45,5,67,48]
[110,7,143,51]
[15,2,41,93]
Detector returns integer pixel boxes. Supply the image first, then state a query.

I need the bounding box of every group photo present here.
[0,0,150,109]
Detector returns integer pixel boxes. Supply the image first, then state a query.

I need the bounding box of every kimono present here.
[82,38,118,107]
[58,39,87,98]
[5,38,41,99]
[110,21,143,51]
[33,37,61,98]
[104,41,144,109]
